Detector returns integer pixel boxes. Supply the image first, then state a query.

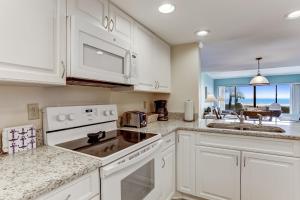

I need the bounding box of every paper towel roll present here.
[184,100,194,121]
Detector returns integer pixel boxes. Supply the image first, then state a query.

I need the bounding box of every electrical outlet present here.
[27,103,40,120]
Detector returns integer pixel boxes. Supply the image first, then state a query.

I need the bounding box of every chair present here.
[269,103,282,118]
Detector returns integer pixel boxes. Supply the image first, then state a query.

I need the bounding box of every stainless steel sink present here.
[207,122,285,133]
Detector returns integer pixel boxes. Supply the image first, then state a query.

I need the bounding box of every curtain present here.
[218,86,226,110]
[290,84,300,118]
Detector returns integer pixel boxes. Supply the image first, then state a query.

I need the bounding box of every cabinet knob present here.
[104,16,109,29]
[109,19,115,32]
[162,158,166,168]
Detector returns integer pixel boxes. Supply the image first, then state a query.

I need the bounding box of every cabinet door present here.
[67,0,109,30]
[0,0,66,85]
[161,145,176,200]
[133,24,155,91]
[195,146,240,200]
[177,132,195,195]
[242,152,300,200]
[109,3,133,48]
[152,37,171,93]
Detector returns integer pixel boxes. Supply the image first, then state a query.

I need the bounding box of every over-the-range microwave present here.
[67,16,137,86]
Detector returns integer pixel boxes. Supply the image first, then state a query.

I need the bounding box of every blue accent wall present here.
[214,74,300,94]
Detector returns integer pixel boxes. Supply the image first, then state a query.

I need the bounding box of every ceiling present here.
[111,0,300,73]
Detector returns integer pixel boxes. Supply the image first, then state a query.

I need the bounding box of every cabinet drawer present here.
[162,132,175,150]
[194,131,300,157]
[37,170,100,200]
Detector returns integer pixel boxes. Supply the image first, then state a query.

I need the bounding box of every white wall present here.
[0,85,155,150]
[155,43,201,115]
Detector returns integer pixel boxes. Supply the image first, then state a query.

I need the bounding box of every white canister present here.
[184,100,194,121]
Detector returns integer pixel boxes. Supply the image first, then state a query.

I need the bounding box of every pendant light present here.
[250,57,270,86]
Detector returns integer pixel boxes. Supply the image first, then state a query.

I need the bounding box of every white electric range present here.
[43,104,162,200]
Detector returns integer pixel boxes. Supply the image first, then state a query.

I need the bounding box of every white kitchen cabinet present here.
[133,24,155,90]
[161,144,176,200]
[0,0,66,85]
[177,131,195,195]
[195,146,240,200]
[242,152,300,200]
[152,37,171,93]
[36,170,100,200]
[133,23,171,93]
[67,0,109,30]
[68,1,133,47]
[160,133,176,200]
[109,3,134,48]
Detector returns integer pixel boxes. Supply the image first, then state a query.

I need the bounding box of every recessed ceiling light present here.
[286,10,300,20]
[196,30,210,37]
[158,3,175,14]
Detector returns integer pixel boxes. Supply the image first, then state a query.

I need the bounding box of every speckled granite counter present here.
[120,119,300,140]
[0,146,101,200]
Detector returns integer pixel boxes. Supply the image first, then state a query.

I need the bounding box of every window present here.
[277,84,290,113]
[256,85,276,107]
[221,84,291,113]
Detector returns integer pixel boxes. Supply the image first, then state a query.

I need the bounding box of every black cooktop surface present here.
[56,130,156,158]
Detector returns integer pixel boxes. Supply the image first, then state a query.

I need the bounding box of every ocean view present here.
[239,98,289,106]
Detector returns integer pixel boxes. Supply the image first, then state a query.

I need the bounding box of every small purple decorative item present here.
[2,125,36,154]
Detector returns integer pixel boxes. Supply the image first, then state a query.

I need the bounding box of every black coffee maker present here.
[154,100,168,121]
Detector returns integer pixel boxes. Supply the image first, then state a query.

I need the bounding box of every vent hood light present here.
[286,10,300,20]
[250,57,270,86]
[158,3,175,14]
[196,30,210,37]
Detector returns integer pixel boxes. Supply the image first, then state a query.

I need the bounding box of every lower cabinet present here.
[195,146,240,200]
[177,131,300,200]
[241,152,300,200]
[177,131,195,195]
[160,133,176,200]
[160,144,176,200]
[36,170,100,200]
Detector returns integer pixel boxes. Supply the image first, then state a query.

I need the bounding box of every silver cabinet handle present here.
[162,158,166,168]
[109,19,114,32]
[243,157,246,167]
[104,16,109,29]
[65,194,71,200]
[236,156,239,166]
[61,61,66,79]
[158,81,160,89]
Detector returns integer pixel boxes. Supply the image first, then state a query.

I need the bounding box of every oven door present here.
[67,16,134,85]
[100,140,162,200]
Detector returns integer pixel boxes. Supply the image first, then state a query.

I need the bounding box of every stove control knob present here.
[110,110,115,116]
[57,114,66,122]
[103,110,109,116]
[67,114,76,121]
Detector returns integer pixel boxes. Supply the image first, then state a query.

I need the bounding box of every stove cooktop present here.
[56,130,157,158]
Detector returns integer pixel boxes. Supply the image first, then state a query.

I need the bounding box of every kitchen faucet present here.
[231,111,245,124]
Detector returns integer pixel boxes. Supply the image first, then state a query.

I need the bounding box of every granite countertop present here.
[120,119,300,140]
[2,119,300,200]
[0,146,101,200]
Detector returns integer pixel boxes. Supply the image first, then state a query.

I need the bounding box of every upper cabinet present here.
[133,23,171,93]
[67,0,109,30]
[0,0,171,90]
[108,4,134,48]
[0,0,67,85]
[67,0,133,48]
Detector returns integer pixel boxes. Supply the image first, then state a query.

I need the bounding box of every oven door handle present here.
[101,140,162,178]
